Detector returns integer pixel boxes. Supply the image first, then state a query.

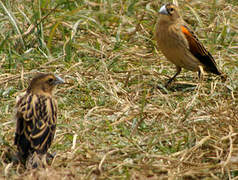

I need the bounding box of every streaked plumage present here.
[155,3,224,86]
[14,73,64,164]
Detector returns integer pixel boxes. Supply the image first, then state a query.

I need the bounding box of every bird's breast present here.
[156,23,201,71]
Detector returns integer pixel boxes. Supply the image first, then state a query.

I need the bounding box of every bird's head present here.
[158,3,181,23]
[27,73,65,95]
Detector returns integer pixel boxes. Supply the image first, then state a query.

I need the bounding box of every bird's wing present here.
[181,25,221,75]
[15,94,57,155]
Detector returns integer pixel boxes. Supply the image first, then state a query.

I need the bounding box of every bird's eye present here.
[169,8,174,12]
[48,78,54,84]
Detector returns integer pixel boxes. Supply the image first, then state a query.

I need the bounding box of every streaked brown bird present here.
[14,73,64,165]
[155,3,224,87]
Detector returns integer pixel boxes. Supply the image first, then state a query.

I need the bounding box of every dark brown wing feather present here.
[181,25,221,75]
[14,93,57,160]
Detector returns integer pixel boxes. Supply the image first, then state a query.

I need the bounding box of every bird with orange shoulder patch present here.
[155,3,225,87]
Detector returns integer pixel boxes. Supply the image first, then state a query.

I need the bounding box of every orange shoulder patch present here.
[181,26,191,36]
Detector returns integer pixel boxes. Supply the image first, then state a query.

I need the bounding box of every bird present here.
[155,3,224,87]
[14,73,64,167]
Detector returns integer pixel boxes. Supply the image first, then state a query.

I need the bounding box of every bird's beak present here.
[54,76,65,85]
[159,5,168,15]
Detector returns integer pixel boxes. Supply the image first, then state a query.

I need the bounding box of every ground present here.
[0,0,238,179]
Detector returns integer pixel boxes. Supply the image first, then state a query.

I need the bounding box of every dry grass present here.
[0,0,238,179]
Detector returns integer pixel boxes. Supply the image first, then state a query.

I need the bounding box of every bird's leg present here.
[165,66,181,87]
[198,70,201,79]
